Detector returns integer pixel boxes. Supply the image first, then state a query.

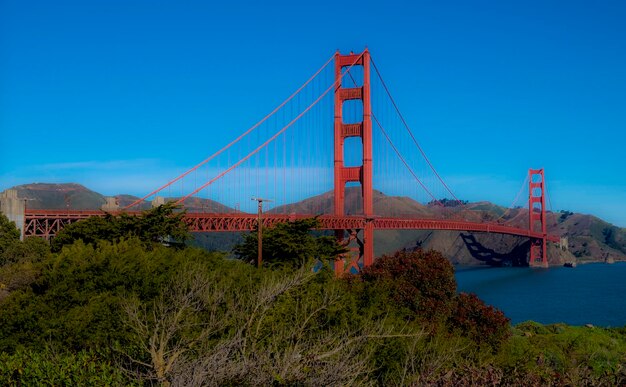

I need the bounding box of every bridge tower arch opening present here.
[333,50,374,275]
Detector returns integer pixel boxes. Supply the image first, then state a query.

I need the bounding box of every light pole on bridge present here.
[251,197,272,268]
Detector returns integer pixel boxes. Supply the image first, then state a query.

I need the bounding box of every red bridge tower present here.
[333,49,374,274]
[528,168,548,267]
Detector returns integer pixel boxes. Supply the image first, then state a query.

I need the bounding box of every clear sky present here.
[1,0,625,226]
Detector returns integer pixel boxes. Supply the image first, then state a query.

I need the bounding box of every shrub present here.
[449,292,510,351]
[360,249,457,322]
[1,237,50,266]
[0,238,222,352]
[0,214,20,256]
[0,349,134,386]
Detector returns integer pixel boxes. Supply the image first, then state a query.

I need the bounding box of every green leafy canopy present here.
[51,202,189,252]
[0,214,21,256]
[233,217,346,268]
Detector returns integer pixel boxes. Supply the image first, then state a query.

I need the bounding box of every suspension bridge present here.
[15,49,560,271]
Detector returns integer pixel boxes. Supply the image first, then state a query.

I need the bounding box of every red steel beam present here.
[23,209,560,243]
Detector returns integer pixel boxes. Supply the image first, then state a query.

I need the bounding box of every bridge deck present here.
[23,209,560,242]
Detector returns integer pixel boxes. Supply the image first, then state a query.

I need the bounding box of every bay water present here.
[454,262,626,327]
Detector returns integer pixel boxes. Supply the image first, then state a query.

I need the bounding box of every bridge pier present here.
[101,197,119,212]
[530,238,548,268]
[0,189,25,240]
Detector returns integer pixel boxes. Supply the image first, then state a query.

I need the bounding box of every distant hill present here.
[3,183,624,265]
[553,212,626,263]
[4,183,237,213]
[270,188,433,217]
[10,183,107,210]
[169,196,239,214]
[273,187,625,265]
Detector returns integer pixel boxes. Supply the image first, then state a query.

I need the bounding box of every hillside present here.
[6,183,236,213]
[554,212,626,263]
[11,183,107,210]
[270,187,625,265]
[270,188,434,217]
[3,183,624,265]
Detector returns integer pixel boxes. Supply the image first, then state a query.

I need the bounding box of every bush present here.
[0,349,134,386]
[0,238,223,352]
[1,237,50,266]
[360,249,457,321]
[448,292,510,351]
[0,214,20,256]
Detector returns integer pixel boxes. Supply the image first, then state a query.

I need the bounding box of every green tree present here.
[0,214,20,256]
[0,237,51,303]
[0,238,222,352]
[51,202,189,252]
[233,218,346,268]
[1,237,51,266]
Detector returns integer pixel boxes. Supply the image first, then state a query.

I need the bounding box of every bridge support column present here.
[333,49,374,274]
[528,169,548,267]
[101,197,119,212]
[152,196,165,207]
[0,189,25,240]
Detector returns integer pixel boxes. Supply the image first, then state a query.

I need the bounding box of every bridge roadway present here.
[23,209,560,243]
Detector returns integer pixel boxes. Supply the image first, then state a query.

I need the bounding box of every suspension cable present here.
[545,176,558,228]
[343,69,443,206]
[370,57,464,207]
[494,174,529,223]
[175,53,365,204]
[372,114,441,205]
[125,53,336,209]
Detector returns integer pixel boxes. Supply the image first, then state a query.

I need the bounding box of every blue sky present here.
[1,0,625,226]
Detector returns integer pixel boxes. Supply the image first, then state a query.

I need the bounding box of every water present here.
[454,262,626,327]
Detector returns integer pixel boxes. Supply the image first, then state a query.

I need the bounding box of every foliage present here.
[0,214,21,256]
[498,322,626,385]
[352,249,512,358]
[2,214,626,385]
[559,210,574,221]
[0,261,39,304]
[0,236,51,303]
[0,238,222,352]
[121,262,397,385]
[448,292,511,351]
[0,349,133,386]
[51,202,189,252]
[602,226,626,254]
[1,237,50,266]
[360,249,457,321]
[427,198,468,207]
[233,217,346,268]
